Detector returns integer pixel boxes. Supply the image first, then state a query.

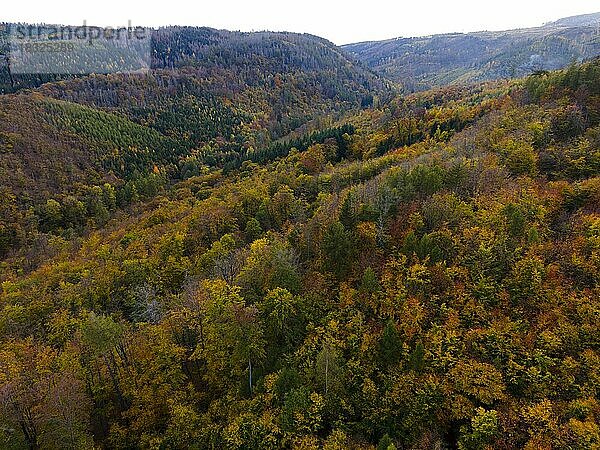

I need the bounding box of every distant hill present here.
[545,12,600,28]
[37,28,390,143]
[0,26,388,96]
[343,12,600,91]
[0,27,391,216]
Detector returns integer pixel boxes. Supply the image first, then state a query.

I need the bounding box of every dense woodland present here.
[0,19,600,450]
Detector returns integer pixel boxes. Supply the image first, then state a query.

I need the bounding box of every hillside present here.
[344,13,600,91]
[0,27,393,264]
[2,27,389,176]
[547,12,600,27]
[1,55,600,448]
[0,26,388,96]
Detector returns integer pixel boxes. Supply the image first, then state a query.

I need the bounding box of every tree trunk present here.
[248,359,253,396]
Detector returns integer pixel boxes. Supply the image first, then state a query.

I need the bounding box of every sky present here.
[3,0,599,45]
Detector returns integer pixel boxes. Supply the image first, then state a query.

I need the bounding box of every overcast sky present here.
[4,0,599,44]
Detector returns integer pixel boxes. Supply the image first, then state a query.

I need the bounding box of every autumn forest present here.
[1,15,600,450]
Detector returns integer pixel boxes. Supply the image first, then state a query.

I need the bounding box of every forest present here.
[0,20,600,450]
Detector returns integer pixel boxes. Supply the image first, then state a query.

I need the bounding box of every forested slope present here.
[1,58,599,449]
[344,13,600,91]
[0,27,391,262]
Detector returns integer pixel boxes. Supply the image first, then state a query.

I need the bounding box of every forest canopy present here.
[0,22,599,449]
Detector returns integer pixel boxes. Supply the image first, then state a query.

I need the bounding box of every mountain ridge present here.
[544,11,600,28]
[343,12,600,91]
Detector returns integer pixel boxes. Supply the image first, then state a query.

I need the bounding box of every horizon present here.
[3,1,599,45]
